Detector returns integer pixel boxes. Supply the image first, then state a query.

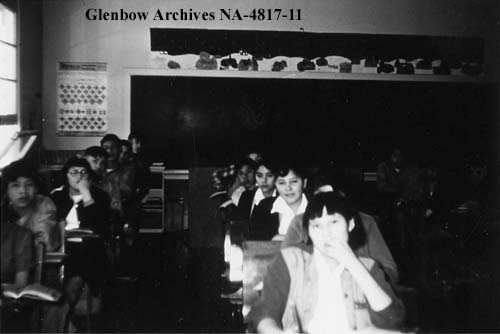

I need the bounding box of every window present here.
[0,1,17,123]
[0,1,19,168]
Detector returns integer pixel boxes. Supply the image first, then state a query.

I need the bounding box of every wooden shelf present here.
[126,68,488,83]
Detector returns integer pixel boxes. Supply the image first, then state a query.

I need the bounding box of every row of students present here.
[229,157,398,284]
[222,157,404,332]
[1,157,111,332]
[248,192,406,333]
[0,132,147,331]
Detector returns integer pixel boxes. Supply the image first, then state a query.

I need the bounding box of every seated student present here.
[100,134,136,219]
[119,139,134,166]
[83,146,107,184]
[1,159,60,251]
[282,174,400,283]
[125,135,151,202]
[0,219,34,333]
[248,192,405,333]
[250,163,308,240]
[235,159,277,221]
[1,220,33,288]
[50,157,111,299]
[128,132,143,156]
[229,157,258,207]
[1,160,69,332]
[101,134,139,277]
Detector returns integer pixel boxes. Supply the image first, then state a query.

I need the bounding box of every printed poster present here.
[56,62,108,136]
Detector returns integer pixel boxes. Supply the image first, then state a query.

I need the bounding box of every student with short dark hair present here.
[50,157,110,301]
[229,157,258,206]
[99,134,135,219]
[235,159,277,221]
[250,162,308,240]
[1,159,60,251]
[83,146,107,177]
[248,192,405,333]
[282,169,400,283]
[100,134,140,278]
[127,132,143,155]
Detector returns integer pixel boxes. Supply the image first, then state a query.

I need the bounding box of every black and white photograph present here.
[0,0,499,332]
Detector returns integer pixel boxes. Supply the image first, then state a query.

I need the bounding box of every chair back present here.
[33,243,45,284]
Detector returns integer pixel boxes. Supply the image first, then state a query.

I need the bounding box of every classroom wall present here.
[40,0,499,150]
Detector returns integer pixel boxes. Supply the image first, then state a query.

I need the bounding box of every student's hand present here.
[34,230,49,245]
[325,239,359,269]
[76,178,93,202]
[76,178,91,193]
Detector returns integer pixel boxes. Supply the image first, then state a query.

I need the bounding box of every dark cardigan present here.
[248,196,280,240]
[50,185,111,237]
[235,189,257,221]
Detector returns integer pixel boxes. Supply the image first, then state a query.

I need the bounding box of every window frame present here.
[0,0,19,126]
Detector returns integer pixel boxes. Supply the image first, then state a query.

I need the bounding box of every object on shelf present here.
[351,59,362,73]
[339,62,352,73]
[450,61,462,75]
[462,62,483,76]
[361,58,378,74]
[167,60,181,69]
[433,60,451,75]
[316,57,328,66]
[413,59,433,75]
[378,62,395,74]
[396,60,415,74]
[220,56,238,70]
[271,60,287,71]
[251,57,259,71]
[324,56,351,73]
[196,51,218,70]
[259,56,292,71]
[297,58,315,71]
[238,58,253,71]
[314,57,330,72]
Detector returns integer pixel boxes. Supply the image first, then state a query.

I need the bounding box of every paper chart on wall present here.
[56,62,108,136]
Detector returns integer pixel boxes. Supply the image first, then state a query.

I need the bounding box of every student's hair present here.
[84,146,107,159]
[120,140,132,151]
[303,192,366,250]
[255,159,277,175]
[1,159,40,222]
[1,159,39,188]
[61,157,95,186]
[308,166,356,198]
[128,132,142,142]
[235,157,257,172]
[100,133,121,147]
[274,161,307,180]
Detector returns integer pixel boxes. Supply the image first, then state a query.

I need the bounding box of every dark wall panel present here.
[131,76,497,170]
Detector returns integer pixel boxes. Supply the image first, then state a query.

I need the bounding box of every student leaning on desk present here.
[248,192,405,334]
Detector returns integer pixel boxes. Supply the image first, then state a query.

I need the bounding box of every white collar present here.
[253,188,276,207]
[271,194,308,235]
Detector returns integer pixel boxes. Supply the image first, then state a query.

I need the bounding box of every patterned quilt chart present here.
[58,84,107,132]
[56,62,108,136]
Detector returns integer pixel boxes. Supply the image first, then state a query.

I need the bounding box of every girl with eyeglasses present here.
[50,157,111,304]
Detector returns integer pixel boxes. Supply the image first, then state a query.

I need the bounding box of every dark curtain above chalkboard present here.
[130,76,496,169]
[151,28,483,63]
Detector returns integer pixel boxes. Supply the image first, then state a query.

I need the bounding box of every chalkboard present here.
[131,76,496,169]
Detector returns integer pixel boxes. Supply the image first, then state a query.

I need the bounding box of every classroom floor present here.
[89,232,243,333]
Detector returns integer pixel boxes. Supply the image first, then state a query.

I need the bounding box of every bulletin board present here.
[56,62,108,136]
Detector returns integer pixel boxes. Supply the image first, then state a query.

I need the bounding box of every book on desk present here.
[2,283,61,302]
